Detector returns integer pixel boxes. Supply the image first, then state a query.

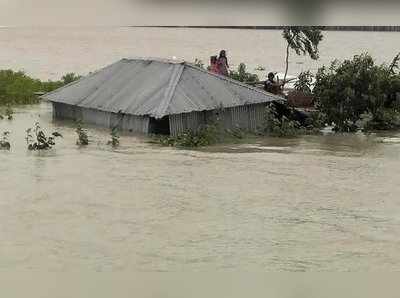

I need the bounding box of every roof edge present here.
[41,58,128,100]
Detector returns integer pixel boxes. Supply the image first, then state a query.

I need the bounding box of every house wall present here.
[52,102,150,134]
[169,103,267,136]
[52,102,268,136]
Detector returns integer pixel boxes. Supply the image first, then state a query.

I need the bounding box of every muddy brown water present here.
[1,103,400,271]
[1,27,400,80]
[1,27,400,271]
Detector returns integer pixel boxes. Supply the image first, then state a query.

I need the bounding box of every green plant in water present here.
[25,122,59,150]
[5,105,13,120]
[25,128,34,147]
[158,124,219,148]
[261,104,296,136]
[107,127,120,147]
[156,113,250,148]
[357,108,400,131]
[226,125,246,139]
[261,103,321,137]
[0,131,11,150]
[76,121,89,146]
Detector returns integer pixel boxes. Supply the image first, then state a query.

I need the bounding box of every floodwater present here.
[1,103,400,271]
[1,27,400,271]
[0,27,400,80]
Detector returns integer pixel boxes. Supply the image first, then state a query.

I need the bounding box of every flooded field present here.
[1,27,400,80]
[1,103,400,271]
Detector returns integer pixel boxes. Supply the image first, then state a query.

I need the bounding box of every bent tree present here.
[282,26,323,85]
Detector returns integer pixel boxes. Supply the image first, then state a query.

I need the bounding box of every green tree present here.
[0,70,82,105]
[282,26,323,84]
[229,63,259,83]
[62,73,82,85]
[313,53,400,131]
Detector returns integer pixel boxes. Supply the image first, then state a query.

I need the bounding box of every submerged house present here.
[43,58,284,136]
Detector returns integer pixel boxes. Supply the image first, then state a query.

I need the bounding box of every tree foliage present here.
[294,70,314,93]
[0,70,81,105]
[229,63,259,83]
[283,27,324,59]
[282,26,323,83]
[313,53,400,131]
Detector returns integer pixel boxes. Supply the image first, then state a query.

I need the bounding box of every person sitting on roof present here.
[217,50,229,76]
[264,72,284,95]
[209,56,219,74]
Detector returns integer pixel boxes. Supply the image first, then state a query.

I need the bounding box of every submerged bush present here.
[357,108,400,131]
[5,105,13,120]
[156,104,325,147]
[0,70,81,105]
[158,124,219,147]
[155,112,255,148]
[260,103,322,137]
[261,104,300,137]
[107,127,120,147]
[314,53,400,132]
[0,105,13,120]
[25,122,60,150]
[0,131,11,150]
[76,122,89,146]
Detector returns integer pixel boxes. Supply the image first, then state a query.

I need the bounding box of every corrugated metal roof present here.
[43,57,284,119]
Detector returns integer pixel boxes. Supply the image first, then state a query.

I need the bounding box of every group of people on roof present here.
[207,50,286,95]
[209,50,229,76]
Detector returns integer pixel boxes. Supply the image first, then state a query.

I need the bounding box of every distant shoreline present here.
[129,26,400,32]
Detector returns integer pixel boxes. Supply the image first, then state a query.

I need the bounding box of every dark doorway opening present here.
[149,116,170,135]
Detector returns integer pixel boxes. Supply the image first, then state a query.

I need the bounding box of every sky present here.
[0,0,399,26]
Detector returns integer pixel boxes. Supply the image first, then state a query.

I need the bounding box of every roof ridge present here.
[154,63,185,118]
[122,57,185,64]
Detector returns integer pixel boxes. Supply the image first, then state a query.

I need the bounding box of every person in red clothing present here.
[209,56,219,74]
[217,50,229,76]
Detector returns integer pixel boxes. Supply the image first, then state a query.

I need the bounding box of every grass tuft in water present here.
[75,121,89,146]
[107,127,120,147]
[0,131,11,150]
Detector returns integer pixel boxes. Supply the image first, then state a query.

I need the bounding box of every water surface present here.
[1,103,400,271]
[1,27,399,80]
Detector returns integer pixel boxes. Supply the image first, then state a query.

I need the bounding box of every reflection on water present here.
[1,103,400,271]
